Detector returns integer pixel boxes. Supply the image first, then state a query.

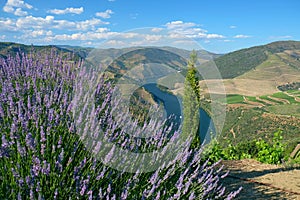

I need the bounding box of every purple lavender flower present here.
[107,184,111,194]
[40,126,46,142]
[188,192,195,200]
[30,187,34,200]
[17,192,22,200]
[42,160,50,175]
[54,189,58,199]
[104,146,115,164]
[87,190,93,200]
[17,141,25,157]
[31,156,41,176]
[226,187,243,200]
[98,188,103,199]
[25,132,35,150]
[121,188,128,199]
[1,134,8,148]
[149,170,159,185]
[80,184,87,196]
[57,136,62,149]
[0,104,4,117]
[0,50,242,200]
[41,143,46,156]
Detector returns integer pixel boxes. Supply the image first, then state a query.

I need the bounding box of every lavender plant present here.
[0,50,241,199]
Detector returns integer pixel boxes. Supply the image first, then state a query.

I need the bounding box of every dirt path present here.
[256,97,277,106]
[267,95,290,104]
[284,92,300,103]
[243,96,264,107]
[220,159,300,199]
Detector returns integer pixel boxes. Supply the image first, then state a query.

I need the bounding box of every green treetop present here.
[182,50,201,148]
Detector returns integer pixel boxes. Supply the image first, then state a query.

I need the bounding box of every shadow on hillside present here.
[221,176,292,200]
[220,166,300,199]
[229,165,300,179]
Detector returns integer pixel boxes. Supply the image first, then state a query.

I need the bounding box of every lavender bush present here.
[0,50,241,199]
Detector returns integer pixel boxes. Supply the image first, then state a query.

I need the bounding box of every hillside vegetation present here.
[0,42,76,59]
[207,41,300,79]
[199,41,300,97]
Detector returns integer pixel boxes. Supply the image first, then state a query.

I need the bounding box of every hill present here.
[0,42,78,59]
[210,40,300,79]
[194,41,300,153]
[200,41,300,96]
[106,47,188,79]
[85,46,219,68]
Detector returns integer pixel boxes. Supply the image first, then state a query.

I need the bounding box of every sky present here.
[0,0,300,53]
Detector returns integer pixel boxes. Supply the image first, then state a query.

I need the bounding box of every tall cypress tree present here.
[182,50,201,148]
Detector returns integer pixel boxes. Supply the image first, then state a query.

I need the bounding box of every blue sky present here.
[0,0,299,53]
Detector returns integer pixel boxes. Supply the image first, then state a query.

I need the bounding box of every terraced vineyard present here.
[221,91,300,117]
[214,89,300,151]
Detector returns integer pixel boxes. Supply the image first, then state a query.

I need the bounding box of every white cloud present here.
[3,5,14,13]
[50,29,118,41]
[165,20,225,40]
[16,15,108,31]
[74,18,107,31]
[151,28,163,33]
[0,17,17,31]
[96,9,114,19]
[3,0,33,16]
[22,30,53,38]
[234,34,252,38]
[48,7,84,15]
[145,34,162,41]
[165,21,196,30]
[206,34,225,39]
[168,33,185,39]
[106,40,126,46]
[3,17,226,49]
[33,30,52,37]
[14,8,28,16]
[229,25,237,29]
[108,0,116,1]
[4,0,33,9]
[16,15,55,29]
[43,31,145,43]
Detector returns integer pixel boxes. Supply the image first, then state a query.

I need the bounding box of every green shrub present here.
[255,130,285,164]
[204,130,285,164]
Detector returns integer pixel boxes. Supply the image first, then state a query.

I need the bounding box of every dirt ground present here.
[219,159,300,200]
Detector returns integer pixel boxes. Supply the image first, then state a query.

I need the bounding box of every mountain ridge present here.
[1,41,300,87]
[204,40,300,79]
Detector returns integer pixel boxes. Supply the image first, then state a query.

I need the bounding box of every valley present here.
[1,40,300,199]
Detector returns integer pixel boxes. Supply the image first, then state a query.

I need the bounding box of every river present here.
[143,83,216,144]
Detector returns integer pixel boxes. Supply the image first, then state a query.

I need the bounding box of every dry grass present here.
[199,79,280,96]
[198,52,300,97]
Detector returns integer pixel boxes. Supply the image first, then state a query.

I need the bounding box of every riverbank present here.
[143,83,216,144]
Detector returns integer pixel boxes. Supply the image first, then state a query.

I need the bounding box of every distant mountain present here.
[56,45,94,59]
[158,46,220,61]
[0,42,77,59]
[199,41,300,96]
[0,41,220,65]
[2,40,300,92]
[204,40,300,79]
[85,46,220,85]
[85,46,219,66]
[106,48,188,78]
